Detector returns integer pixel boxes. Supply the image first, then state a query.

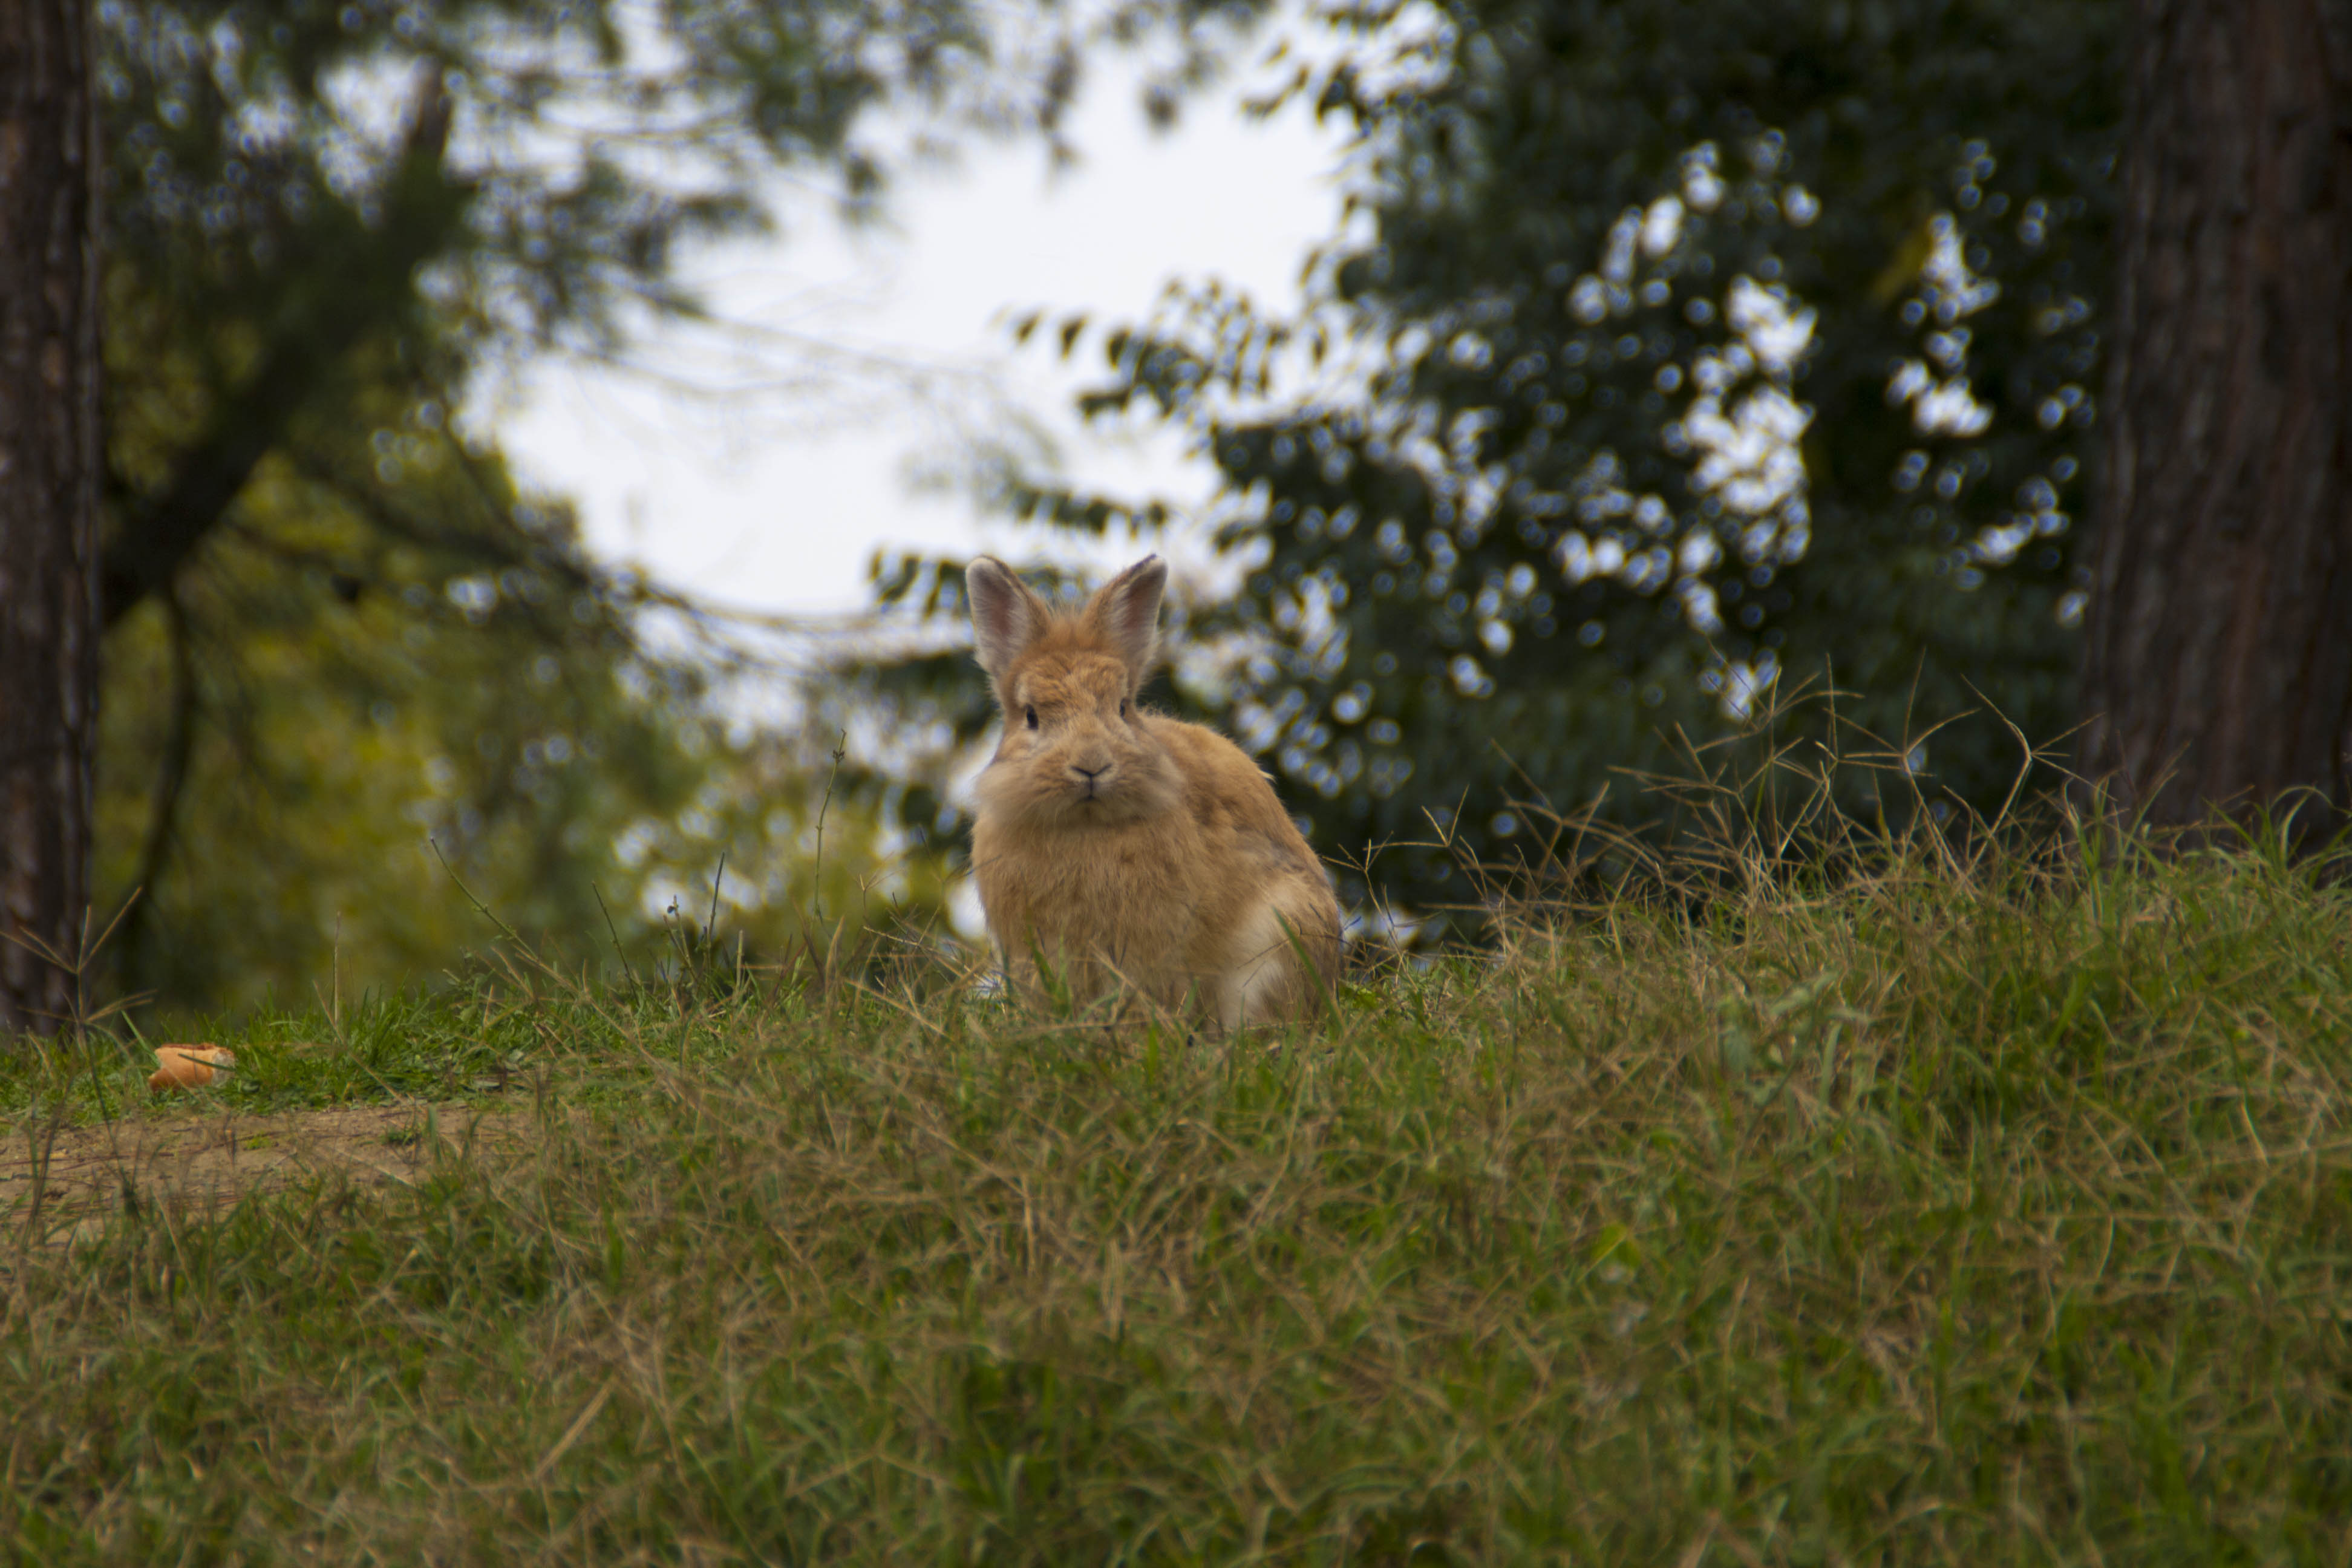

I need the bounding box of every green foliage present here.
[90,416,944,1014]
[8,820,2352,1560]
[91,448,702,1012]
[866,0,2125,915]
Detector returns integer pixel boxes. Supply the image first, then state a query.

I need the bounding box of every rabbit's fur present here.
[965,555,1342,1028]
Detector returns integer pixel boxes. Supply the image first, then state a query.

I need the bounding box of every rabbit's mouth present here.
[1064,776,1151,818]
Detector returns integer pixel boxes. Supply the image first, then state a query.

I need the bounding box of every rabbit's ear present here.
[1086,555,1167,680]
[967,558,1050,676]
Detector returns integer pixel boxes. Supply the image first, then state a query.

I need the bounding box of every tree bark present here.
[2082,0,2352,834]
[0,0,99,1036]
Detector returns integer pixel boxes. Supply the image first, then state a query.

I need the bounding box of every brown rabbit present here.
[965,554,1342,1028]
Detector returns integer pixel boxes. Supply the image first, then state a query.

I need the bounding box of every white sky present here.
[493,63,1350,621]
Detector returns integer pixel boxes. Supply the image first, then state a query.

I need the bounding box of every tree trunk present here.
[2082,0,2352,834]
[0,0,99,1036]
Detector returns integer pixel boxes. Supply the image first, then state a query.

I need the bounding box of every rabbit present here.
[964,554,1342,1029]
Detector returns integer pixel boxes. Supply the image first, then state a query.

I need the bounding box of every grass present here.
[5,817,2352,1563]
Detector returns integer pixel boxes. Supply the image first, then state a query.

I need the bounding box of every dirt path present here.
[1,1103,529,1235]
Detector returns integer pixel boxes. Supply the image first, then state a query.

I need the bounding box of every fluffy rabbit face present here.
[966,555,1183,832]
[976,649,1181,829]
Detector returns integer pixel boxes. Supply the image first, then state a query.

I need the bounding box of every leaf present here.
[149,1045,236,1093]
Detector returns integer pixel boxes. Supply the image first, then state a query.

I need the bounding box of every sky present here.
[492,58,1352,624]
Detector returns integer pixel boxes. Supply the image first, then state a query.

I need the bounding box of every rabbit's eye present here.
[1119,699,1129,718]
[1024,705,1039,730]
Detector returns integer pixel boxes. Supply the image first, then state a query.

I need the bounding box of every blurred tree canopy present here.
[864,0,2124,918]
[92,0,1255,1014]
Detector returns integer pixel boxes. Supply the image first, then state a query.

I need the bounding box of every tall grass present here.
[4,802,2352,1563]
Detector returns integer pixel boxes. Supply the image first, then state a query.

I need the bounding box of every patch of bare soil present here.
[1,1103,531,1238]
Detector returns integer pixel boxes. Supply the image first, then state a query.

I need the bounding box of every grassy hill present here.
[4,818,2350,1563]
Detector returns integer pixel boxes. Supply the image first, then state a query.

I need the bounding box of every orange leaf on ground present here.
[149,1045,237,1093]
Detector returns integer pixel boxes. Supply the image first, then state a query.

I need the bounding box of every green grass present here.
[6,828,2352,1563]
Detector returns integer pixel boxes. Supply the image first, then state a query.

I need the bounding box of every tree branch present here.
[102,68,464,628]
